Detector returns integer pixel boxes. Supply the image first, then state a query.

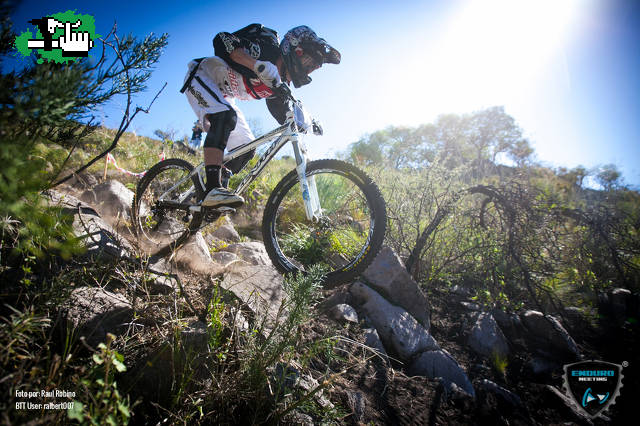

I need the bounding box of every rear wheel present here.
[132,158,204,253]
[262,159,386,287]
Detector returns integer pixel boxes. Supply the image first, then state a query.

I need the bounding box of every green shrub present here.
[68,334,132,425]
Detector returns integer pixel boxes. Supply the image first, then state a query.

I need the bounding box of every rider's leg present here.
[182,65,250,207]
[203,109,235,189]
[223,106,256,176]
[201,109,244,207]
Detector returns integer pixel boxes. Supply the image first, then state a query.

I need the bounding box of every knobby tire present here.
[261,159,386,287]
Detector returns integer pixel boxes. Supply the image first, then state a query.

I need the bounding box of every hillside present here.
[0,118,638,424]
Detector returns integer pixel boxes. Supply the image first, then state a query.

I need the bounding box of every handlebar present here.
[273,83,294,102]
[273,83,323,136]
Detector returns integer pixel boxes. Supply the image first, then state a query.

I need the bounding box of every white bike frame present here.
[161,101,323,221]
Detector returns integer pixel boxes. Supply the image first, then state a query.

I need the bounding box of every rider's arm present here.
[214,31,256,73]
[213,31,274,79]
[229,48,257,69]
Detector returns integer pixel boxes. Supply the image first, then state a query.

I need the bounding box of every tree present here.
[558,165,589,189]
[596,164,622,191]
[507,138,534,166]
[0,8,168,256]
[348,107,532,174]
[348,132,385,166]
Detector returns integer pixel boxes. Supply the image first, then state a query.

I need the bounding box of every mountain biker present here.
[181,24,341,208]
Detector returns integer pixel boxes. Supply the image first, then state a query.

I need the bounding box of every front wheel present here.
[262,159,386,287]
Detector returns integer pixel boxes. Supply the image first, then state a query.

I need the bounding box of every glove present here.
[253,60,281,88]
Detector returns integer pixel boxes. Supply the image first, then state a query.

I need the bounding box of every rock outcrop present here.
[221,242,271,266]
[79,180,135,228]
[349,250,474,397]
[409,350,475,397]
[520,310,580,358]
[221,262,285,330]
[467,313,510,358]
[361,246,431,329]
[63,287,134,348]
[350,281,439,360]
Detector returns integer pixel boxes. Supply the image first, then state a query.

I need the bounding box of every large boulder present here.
[73,212,134,260]
[126,320,210,406]
[79,180,135,228]
[210,224,241,243]
[210,251,240,267]
[174,232,217,274]
[467,313,510,358]
[350,281,438,360]
[562,306,592,332]
[145,256,179,294]
[67,172,99,192]
[408,349,475,397]
[221,242,271,266]
[361,246,431,330]
[179,320,210,354]
[520,310,579,358]
[491,309,526,347]
[63,287,134,348]
[46,190,133,260]
[221,263,285,330]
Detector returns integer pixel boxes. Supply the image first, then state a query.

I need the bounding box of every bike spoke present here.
[134,162,198,249]
[273,172,372,271]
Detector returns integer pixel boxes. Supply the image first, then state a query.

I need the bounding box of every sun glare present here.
[407,0,587,120]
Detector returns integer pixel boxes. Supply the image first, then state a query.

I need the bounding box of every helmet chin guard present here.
[280,26,340,88]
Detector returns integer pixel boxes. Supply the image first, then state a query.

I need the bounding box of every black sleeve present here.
[213,24,264,63]
[213,24,281,81]
[266,96,290,125]
[213,31,241,58]
[213,30,255,77]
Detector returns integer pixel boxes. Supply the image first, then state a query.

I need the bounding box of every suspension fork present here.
[291,139,322,220]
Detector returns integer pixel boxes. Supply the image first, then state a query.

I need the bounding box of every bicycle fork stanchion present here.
[292,139,322,220]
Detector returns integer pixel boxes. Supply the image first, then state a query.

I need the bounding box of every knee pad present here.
[203,109,237,150]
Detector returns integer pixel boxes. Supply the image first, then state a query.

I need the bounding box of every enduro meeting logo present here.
[562,360,626,418]
[14,10,98,64]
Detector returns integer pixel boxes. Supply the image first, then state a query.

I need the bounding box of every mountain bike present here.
[131,85,386,286]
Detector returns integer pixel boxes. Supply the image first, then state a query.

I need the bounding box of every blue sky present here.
[10,0,640,187]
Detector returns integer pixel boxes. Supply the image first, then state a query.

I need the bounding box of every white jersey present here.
[194,57,274,101]
[183,57,257,152]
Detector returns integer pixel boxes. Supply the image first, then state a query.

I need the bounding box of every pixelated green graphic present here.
[14,10,100,64]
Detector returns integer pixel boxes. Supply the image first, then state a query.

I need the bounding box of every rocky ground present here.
[30,176,639,425]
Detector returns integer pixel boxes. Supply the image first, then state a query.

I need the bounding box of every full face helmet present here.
[280,26,341,88]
